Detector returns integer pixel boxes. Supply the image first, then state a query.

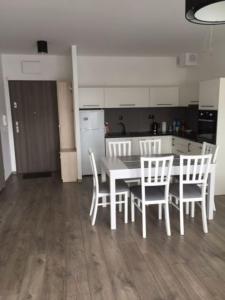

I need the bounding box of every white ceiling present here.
[0,0,225,56]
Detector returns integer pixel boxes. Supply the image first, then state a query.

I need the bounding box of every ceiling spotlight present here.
[186,0,225,24]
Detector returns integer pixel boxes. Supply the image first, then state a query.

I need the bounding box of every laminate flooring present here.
[0,175,225,300]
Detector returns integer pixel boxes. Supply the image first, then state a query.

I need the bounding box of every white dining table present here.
[100,154,216,230]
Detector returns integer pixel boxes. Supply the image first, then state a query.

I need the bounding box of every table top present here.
[101,154,179,171]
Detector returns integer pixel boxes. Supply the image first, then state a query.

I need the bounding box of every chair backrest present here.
[139,139,161,156]
[179,154,212,199]
[108,140,131,157]
[88,149,99,194]
[140,156,174,201]
[202,142,218,164]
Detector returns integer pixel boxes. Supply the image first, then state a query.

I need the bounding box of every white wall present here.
[186,42,225,81]
[1,54,72,173]
[77,56,187,86]
[0,57,11,179]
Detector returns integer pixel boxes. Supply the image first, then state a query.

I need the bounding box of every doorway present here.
[9,81,60,175]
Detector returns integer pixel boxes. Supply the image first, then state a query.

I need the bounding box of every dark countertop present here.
[105,131,201,143]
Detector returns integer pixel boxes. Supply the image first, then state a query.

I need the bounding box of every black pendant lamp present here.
[186,0,225,24]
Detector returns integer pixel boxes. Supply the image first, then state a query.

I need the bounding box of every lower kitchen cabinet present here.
[172,137,202,155]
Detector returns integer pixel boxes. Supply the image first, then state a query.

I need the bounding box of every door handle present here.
[15,121,20,133]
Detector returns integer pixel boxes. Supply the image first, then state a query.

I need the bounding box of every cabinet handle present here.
[198,119,216,123]
[157,104,172,106]
[200,105,214,108]
[119,104,136,107]
[188,143,191,152]
[83,104,100,107]
[190,100,199,103]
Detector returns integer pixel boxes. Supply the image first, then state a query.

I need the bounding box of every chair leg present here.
[131,194,135,222]
[102,196,107,208]
[185,202,189,215]
[201,201,208,233]
[91,196,99,226]
[124,193,128,224]
[164,203,171,236]
[213,200,216,211]
[158,204,162,220]
[180,201,184,235]
[191,202,195,218]
[142,203,147,238]
[89,192,95,216]
[119,194,123,212]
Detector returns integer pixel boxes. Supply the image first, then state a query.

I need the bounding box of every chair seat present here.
[130,185,165,201]
[170,183,202,199]
[99,180,129,194]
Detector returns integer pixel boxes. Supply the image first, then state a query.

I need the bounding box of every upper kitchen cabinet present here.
[179,83,199,106]
[150,87,179,107]
[79,87,105,108]
[199,79,220,110]
[104,87,150,108]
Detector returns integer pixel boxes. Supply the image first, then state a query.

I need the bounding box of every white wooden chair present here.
[190,142,218,216]
[169,154,212,235]
[139,139,161,156]
[139,138,163,219]
[89,149,129,226]
[107,140,140,211]
[202,142,218,164]
[108,140,131,157]
[130,156,174,238]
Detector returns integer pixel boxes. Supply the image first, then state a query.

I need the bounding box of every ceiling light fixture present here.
[186,0,225,24]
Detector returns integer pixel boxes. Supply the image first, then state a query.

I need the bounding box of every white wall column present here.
[72,46,82,180]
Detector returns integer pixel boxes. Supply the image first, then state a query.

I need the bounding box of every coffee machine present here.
[151,120,159,135]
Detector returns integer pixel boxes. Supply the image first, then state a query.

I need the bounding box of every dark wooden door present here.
[9,81,60,174]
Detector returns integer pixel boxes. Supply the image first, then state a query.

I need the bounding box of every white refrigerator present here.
[80,110,105,175]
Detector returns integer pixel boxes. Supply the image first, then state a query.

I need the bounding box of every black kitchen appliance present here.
[197,110,217,144]
[151,121,160,135]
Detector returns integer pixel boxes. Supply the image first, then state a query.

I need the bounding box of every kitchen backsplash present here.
[104,106,198,133]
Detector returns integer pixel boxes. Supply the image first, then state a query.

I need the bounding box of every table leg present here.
[110,175,116,230]
[101,165,106,182]
[208,166,215,220]
[101,165,107,207]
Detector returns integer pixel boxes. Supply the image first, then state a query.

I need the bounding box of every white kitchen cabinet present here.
[199,79,220,110]
[179,83,199,107]
[172,137,188,154]
[150,87,179,107]
[188,141,202,155]
[172,137,202,155]
[104,87,150,108]
[79,87,105,108]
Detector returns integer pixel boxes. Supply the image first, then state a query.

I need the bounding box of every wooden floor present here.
[0,175,225,300]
